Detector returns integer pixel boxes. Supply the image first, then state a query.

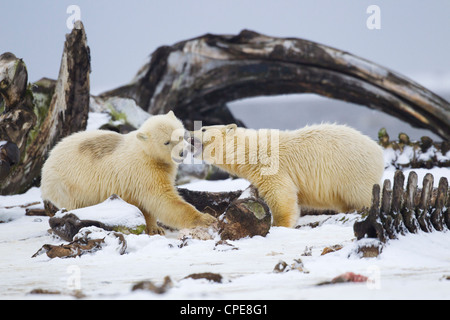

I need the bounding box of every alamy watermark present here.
[366,5,381,30]
[366,265,381,290]
[66,5,81,30]
[66,265,81,291]
[170,121,280,175]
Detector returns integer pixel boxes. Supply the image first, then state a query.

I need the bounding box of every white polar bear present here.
[41,111,216,235]
[192,123,384,227]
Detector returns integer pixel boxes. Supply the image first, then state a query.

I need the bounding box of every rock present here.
[321,244,343,255]
[131,276,173,294]
[184,272,223,283]
[353,239,384,258]
[273,261,288,273]
[28,288,61,295]
[273,258,308,273]
[214,240,238,251]
[178,225,218,241]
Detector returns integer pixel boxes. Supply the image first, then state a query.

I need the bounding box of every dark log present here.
[0,21,90,194]
[177,187,242,218]
[101,30,450,139]
[218,185,272,240]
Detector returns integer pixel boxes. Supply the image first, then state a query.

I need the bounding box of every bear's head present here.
[136,111,188,164]
[190,124,237,165]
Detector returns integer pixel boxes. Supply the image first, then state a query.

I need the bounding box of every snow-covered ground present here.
[0,111,449,300]
[0,168,449,300]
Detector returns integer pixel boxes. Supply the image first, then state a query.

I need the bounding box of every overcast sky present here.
[1,0,449,95]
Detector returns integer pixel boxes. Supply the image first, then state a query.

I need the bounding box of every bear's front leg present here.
[145,191,217,230]
[259,182,300,228]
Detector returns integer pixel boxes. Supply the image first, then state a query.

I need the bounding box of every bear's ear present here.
[167,110,176,119]
[226,124,237,134]
[137,132,149,141]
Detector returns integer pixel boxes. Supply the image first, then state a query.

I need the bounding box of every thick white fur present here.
[197,123,384,227]
[41,111,216,234]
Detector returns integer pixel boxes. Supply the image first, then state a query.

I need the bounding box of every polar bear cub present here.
[192,123,384,227]
[41,111,216,235]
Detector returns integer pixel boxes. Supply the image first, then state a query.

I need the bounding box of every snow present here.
[178,178,250,192]
[0,111,449,299]
[54,195,146,230]
[85,112,111,131]
[0,166,449,300]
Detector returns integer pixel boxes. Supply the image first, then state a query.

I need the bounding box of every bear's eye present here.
[164,141,170,145]
[202,128,206,132]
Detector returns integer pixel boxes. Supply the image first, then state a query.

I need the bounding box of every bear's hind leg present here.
[142,210,165,235]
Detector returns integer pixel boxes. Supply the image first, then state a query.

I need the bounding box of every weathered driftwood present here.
[32,227,126,259]
[218,185,272,240]
[0,21,90,194]
[177,187,243,218]
[48,213,114,242]
[0,53,36,161]
[101,29,450,139]
[354,171,450,243]
[0,141,20,180]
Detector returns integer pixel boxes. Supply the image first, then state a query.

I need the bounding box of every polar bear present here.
[41,111,216,235]
[191,123,384,227]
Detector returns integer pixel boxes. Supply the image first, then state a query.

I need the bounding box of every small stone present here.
[354,239,383,258]
[321,244,343,255]
[273,261,288,273]
[184,272,223,283]
[132,276,173,294]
